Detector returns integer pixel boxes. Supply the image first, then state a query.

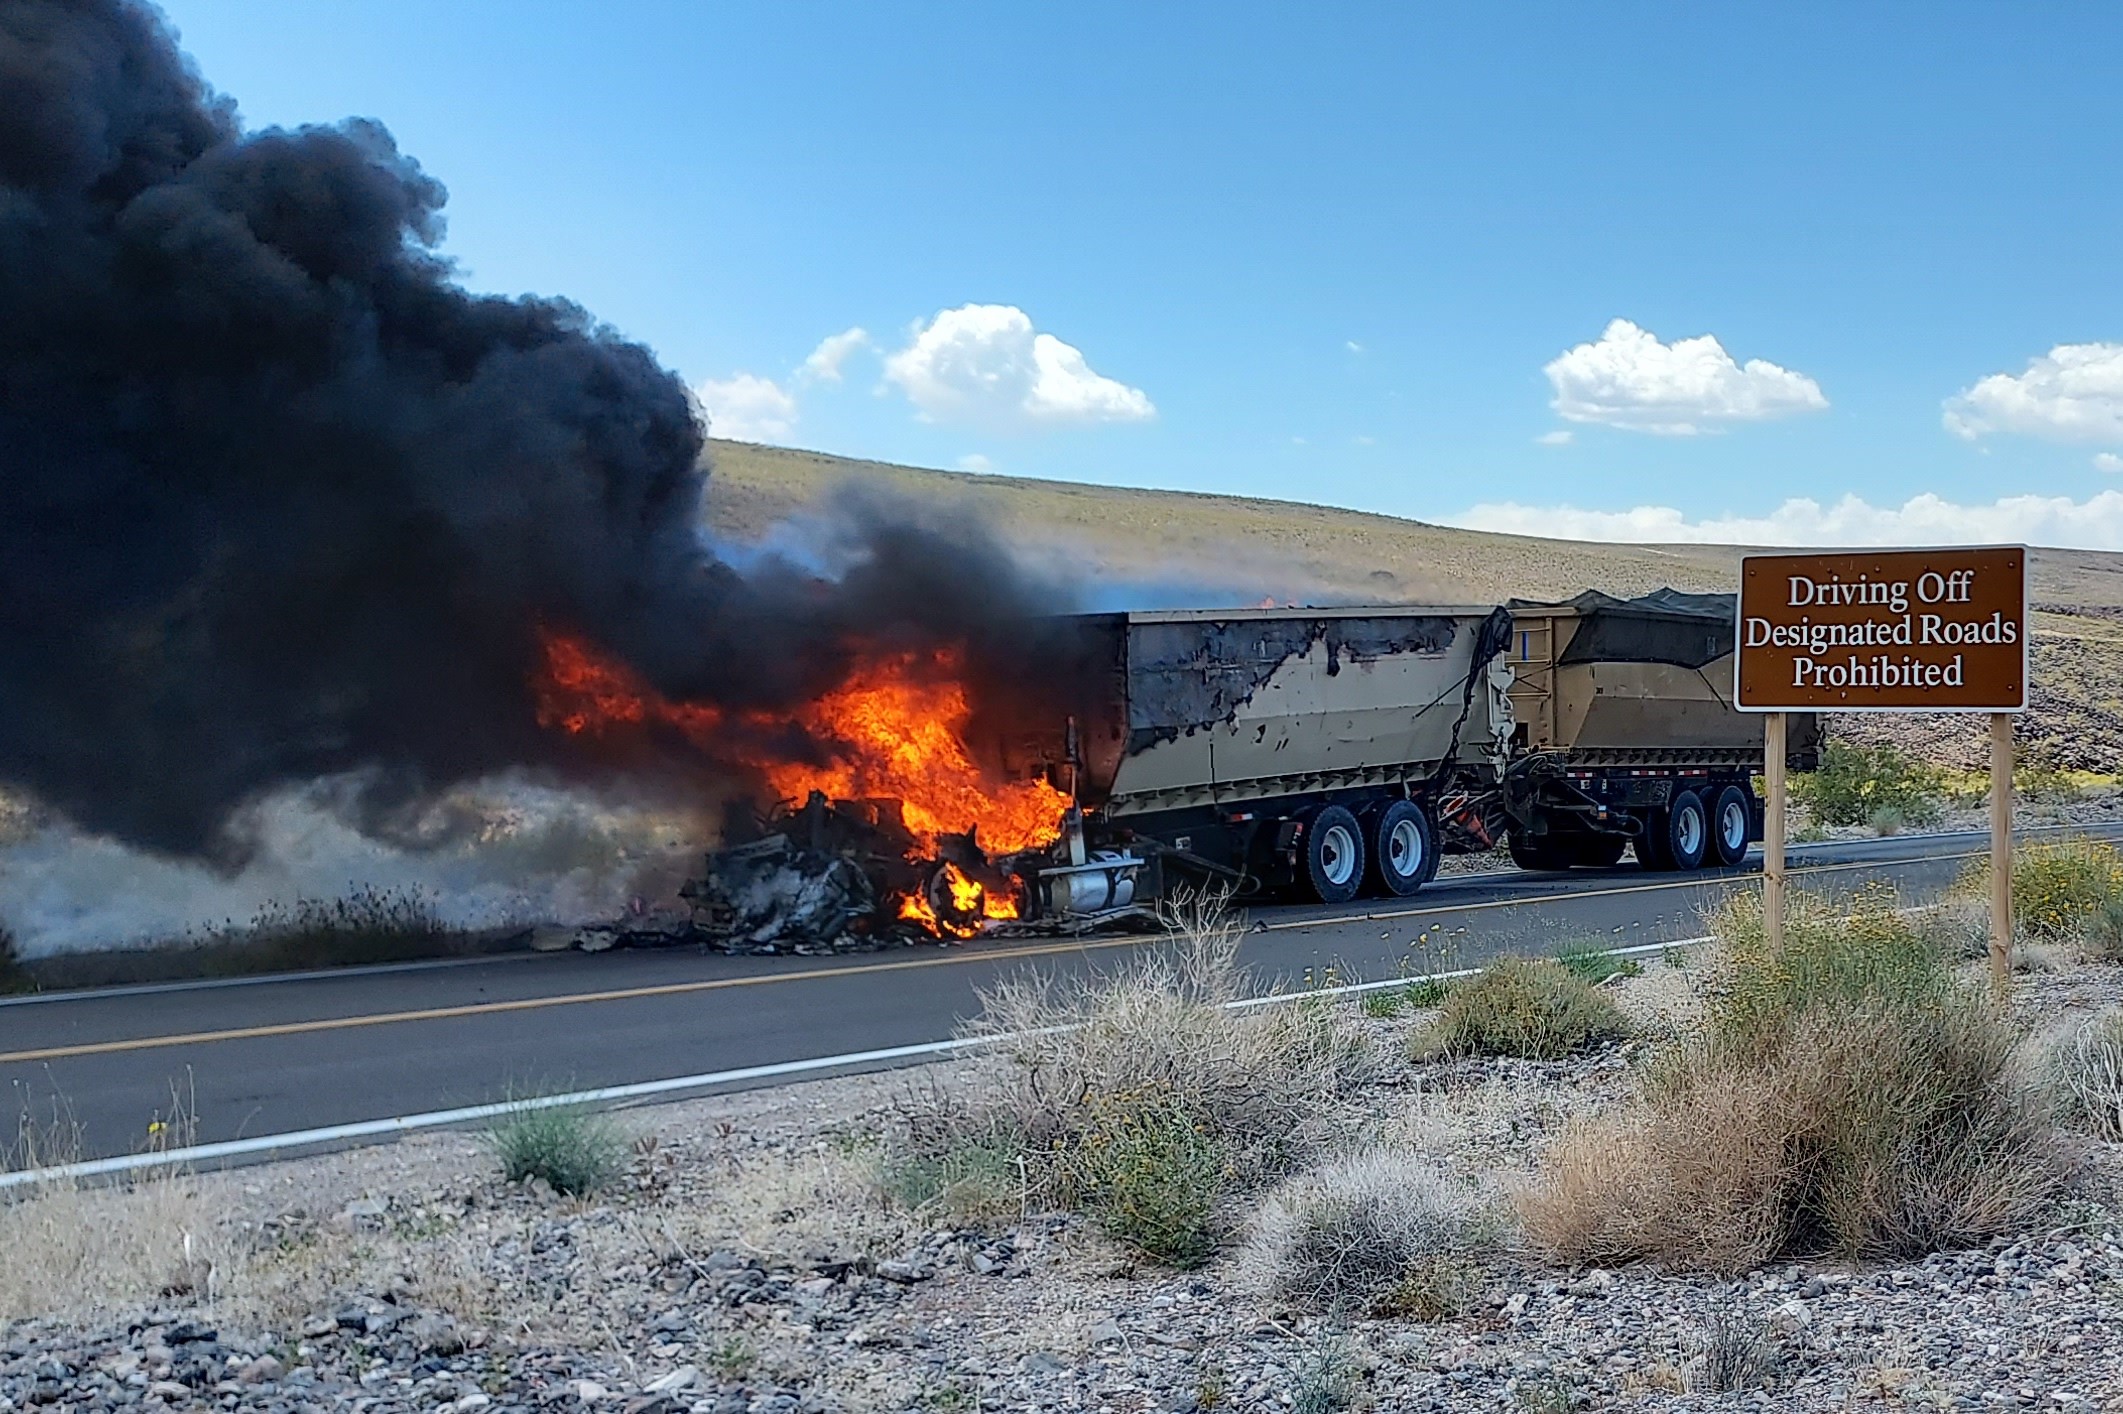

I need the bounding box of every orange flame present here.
[897,861,1021,938]
[533,629,1064,934]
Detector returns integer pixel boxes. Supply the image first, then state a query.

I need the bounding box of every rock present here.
[163,1322,216,1345]
[574,1379,609,1402]
[454,1396,492,1413]
[339,1197,389,1221]
[410,1314,466,1355]
[644,1367,700,1395]
[334,1306,370,1332]
[874,1260,932,1285]
[300,1314,336,1339]
[1088,1319,1124,1346]
[239,1354,285,1383]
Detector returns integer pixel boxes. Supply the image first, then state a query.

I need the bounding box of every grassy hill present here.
[703,440,2123,772]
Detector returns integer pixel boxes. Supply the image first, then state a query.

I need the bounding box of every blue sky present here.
[157,2,2123,547]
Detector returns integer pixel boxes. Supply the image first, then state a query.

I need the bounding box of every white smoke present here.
[0,775,713,958]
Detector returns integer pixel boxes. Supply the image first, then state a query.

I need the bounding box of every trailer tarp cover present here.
[1506,589,1736,670]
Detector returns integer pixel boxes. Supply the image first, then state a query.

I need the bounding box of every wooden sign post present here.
[1735,547,2028,990]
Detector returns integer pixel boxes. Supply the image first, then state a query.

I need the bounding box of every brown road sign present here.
[1736,546,2027,712]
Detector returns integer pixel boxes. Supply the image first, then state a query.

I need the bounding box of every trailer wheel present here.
[1368,799,1434,897]
[1711,785,1752,867]
[1654,790,1709,871]
[1303,805,1366,904]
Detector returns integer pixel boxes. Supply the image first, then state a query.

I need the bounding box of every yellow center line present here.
[0,935,1171,1066]
[0,843,1997,1066]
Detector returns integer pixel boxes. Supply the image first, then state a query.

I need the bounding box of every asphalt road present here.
[4,823,2112,1166]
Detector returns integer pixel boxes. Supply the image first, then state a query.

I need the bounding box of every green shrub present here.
[1070,1093,1229,1268]
[1418,958,1631,1061]
[2016,761,2091,804]
[1360,977,1451,1018]
[1518,897,2061,1272]
[1790,741,1945,828]
[1956,838,2123,942]
[1291,1336,1358,1414]
[1554,943,1642,985]
[489,1101,626,1196]
[2085,897,2123,962]
[1709,887,1948,1053]
[1691,1311,1781,1394]
[1866,805,1907,836]
[878,1128,1023,1219]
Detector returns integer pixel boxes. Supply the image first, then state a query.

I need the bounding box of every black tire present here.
[1654,789,1709,871]
[1367,799,1435,897]
[1710,784,1753,867]
[1303,804,1366,904]
[1509,830,1572,871]
[1571,833,1629,869]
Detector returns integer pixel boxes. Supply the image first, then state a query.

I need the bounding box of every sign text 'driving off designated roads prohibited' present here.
[1736,546,2027,712]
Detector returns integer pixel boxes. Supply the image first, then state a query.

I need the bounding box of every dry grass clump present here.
[1,1116,237,1324]
[1517,889,2063,1272]
[1238,1148,1497,1317]
[2052,1011,2123,1142]
[1416,957,1631,1061]
[884,891,1377,1266]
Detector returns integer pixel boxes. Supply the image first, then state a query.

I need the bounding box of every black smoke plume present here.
[0,0,1062,860]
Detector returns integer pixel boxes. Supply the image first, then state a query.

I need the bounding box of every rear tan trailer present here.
[1499,590,1821,871]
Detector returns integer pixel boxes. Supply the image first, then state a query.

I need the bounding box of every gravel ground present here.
[6,947,2123,1413]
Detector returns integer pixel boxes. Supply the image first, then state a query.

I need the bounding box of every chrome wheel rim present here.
[1320,824,1358,886]
[1388,818,1424,878]
[1677,806,1704,859]
[1721,801,1747,853]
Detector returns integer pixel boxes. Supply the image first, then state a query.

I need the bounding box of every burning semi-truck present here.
[674,590,1821,947]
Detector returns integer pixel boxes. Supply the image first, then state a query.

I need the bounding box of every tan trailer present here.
[1498,590,1821,871]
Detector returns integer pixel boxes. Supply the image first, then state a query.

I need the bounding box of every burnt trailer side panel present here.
[1500,590,1821,873]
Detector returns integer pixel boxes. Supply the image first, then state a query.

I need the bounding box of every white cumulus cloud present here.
[1451,491,2123,550]
[1543,319,1828,436]
[957,453,995,473]
[1534,429,1574,446]
[801,327,871,384]
[1944,343,2123,444]
[694,373,797,443]
[2097,452,2123,474]
[883,304,1155,429]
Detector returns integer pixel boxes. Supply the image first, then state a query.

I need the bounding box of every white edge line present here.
[0,933,1731,1191]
